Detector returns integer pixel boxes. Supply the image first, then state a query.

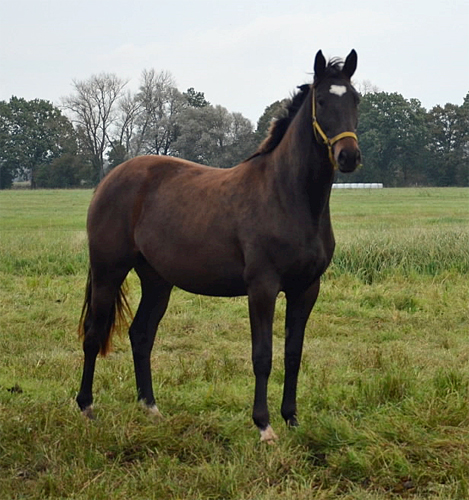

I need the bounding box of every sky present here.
[1,0,468,124]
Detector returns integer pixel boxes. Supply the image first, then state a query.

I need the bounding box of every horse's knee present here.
[252,351,272,377]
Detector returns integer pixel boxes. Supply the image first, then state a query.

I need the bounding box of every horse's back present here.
[88,155,222,231]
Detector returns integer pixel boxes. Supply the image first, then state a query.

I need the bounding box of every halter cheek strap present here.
[312,87,358,170]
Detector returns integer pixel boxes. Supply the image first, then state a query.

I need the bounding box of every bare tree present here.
[133,69,186,156]
[356,79,381,96]
[62,73,128,179]
[115,90,141,157]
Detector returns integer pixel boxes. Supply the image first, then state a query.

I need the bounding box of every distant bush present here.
[36,154,92,188]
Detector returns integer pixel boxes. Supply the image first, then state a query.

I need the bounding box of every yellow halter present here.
[311,87,358,170]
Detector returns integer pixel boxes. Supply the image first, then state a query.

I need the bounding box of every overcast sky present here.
[1,0,468,123]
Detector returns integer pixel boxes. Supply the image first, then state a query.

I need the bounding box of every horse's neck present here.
[270,102,334,216]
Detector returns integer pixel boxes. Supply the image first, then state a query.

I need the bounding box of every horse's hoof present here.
[147,404,164,419]
[287,417,299,428]
[260,425,278,444]
[140,401,164,419]
[81,406,95,420]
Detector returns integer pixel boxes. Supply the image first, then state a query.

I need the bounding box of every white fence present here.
[332,183,383,189]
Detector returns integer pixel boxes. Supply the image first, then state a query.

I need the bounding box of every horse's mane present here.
[248,58,345,159]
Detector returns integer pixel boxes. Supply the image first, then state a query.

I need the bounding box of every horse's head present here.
[312,50,361,173]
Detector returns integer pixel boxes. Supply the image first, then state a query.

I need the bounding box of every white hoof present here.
[146,404,164,419]
[81,406,95,420]
[260,425,278,444]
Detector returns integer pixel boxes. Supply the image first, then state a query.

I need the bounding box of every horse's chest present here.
[290,241,331,276]
[264,228,334,285]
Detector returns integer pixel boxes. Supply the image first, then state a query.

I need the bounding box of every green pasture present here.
[0,187,468,499]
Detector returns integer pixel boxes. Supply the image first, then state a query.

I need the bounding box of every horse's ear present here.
[314,50,326,80]
[343,49,357,79]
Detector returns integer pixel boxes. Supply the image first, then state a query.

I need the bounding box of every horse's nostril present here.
[338,150,348,164]
[339,149,361,166]
[338,148,361,172]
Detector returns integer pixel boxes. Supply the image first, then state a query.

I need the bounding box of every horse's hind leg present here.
[130,258,172,415]
[76,266,131,418]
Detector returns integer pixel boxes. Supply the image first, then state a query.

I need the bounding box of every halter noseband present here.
[311,87,358,170]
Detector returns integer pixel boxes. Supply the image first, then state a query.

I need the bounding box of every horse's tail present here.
[78,268,133,356]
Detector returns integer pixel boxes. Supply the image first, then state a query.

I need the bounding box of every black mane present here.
[249,58,346,159]
[248,85,310,158]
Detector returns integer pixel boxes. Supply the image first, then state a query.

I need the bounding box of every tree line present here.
[0,70,467,189]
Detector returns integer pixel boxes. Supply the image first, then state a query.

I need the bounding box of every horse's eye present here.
[317,98,325,107]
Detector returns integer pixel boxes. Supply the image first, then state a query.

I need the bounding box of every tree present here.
[343,92,429,186]
[0,97,76,188]
[129,70,185,157]
[183,87,210,108]
[355,80,380,96]
[62,73,128,180]
[427,97,469,186]
[35,153,89,188]
[461,92,469,185]
[255,99,288,145]
[224,112,257,164]
[172,104,255,167]
[107,142,128,170]
[0,101,15,188]
[114,90,142,158]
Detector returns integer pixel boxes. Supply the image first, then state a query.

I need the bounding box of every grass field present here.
[0,187,468,499]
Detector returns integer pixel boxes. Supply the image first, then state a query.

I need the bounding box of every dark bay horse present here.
[77,50,361,442]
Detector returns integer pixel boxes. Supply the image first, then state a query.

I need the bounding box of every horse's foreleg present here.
[248,280,278,442]
[281,280,320,427]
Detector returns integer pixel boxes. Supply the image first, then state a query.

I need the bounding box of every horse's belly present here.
[141,245,247,297]
[177,274,247,297]
[163,265,247,297]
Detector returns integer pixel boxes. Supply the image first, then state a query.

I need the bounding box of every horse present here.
[77,50,361,442]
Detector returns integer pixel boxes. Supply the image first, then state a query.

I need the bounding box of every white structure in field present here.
[332,183,383,189]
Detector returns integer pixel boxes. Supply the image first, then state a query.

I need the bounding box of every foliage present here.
[0,160,14,190]
[0,188,468,499]
[255,99,288,144]
[60,69,256,177]
[2,71,468,188]
[106,142,128,171]
[183,87,210,108]
[0,97,77,188]
[173,105,256,167]
[337,91,469,187]
[35,153,91,188]
[426,96,469,186]
[338,93,427,185]
[129,69,185,157]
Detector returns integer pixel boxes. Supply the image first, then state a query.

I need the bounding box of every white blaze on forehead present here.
[329,85,347,97]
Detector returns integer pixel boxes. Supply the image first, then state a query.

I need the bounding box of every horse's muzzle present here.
[334,138,361,173]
